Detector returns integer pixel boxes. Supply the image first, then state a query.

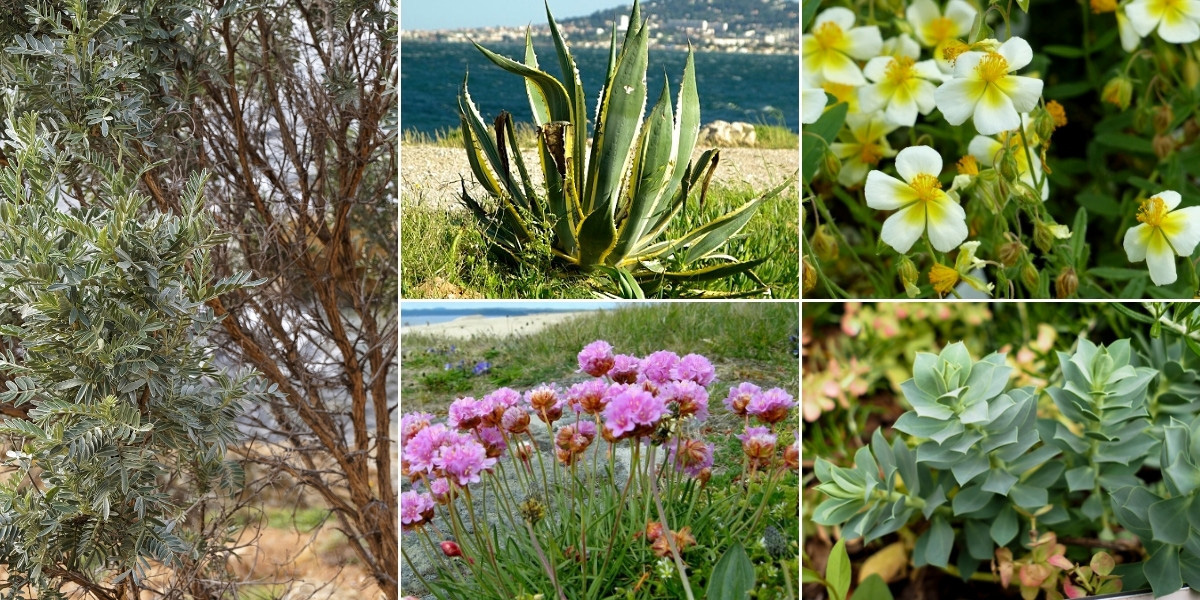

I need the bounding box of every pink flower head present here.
[672,353,716,386]
[435,437,497,486]
[578,340,616,377]
[555,421,597,455]
[430,477,452,503]
[609,354,641,384]
[401,490,436,530]
[475,426,507,458]
[746,388,795,424]
[400,412,436,446]
[480,388,522,427]
[403,424,453,475]
[668,438,714,476]
[738,426,777,465]
[501,405,531,434]
[659,380,710,422]
[640,351,680,385]
[448,397,482,430]
[568,379,609,414]
[602,386,667,438]
[723,382,762,416]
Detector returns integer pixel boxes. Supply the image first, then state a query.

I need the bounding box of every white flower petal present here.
[880,204,927,254]
[895,145,944,182]
[914,59,947,82]
[802,89,828,124]
[1156,13,1200,43]
[1118,13,1144,51]
[865,170,916,210]
[972,85,1019,135]
[886,93,920,127]
[968,135,1003,166]
[863,56,892,82]
[1146,232,1179,285]
[845,26,884,60]
[925,195,969,252]
[885,34,922,59]
[1125,223,1151,262]
[838,159,871,187]
[830,142,857,161]
[914,80,938,114]
[1162,206,1200,256]
[996,37,1034,71]
[819,51,867,86]
[1157,190,1183,211]
[1125,0,1161,37]
[815,7,857,30]
[952,51,985,78]
[857,84,890,114]
[945,0,978,33]
[1003,76,1044,113]
[935,78,984,126]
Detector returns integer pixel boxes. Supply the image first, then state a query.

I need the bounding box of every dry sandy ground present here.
[400,143,798,210]
[400,312,589,340]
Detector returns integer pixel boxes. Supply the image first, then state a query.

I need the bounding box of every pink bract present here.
[672,353,716,386]
[578,340,616,377]
[640,351,680,385]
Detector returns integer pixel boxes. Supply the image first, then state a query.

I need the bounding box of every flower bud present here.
[1153,134,1176,159]
[822,147,841,181]
[996,269,1010,294]
[1154,105,1175,134]
[1033,221,1056,254]
[1102,77,1133,110]
[1013,182,1042,207]
[803,256,817,293]
[1021,261,1040,292]
[897,255,919,294]
[441,540,463,557]
[812,224,839,261]
[1034,110,1056,141]
[997,239,1024,267]
[1185,118,1200,144]
[998,149,1021,182]
[697,467,712,486]
[1056,267,1078,298]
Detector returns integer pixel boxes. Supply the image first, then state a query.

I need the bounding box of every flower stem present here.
[649,461,696,600]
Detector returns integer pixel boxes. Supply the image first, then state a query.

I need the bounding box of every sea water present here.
[400,40,799,136]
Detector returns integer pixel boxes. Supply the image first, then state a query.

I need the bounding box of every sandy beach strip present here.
[400,311,590,340]
[400,144,798,210]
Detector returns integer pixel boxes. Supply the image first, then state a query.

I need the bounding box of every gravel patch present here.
[400,143,798,210]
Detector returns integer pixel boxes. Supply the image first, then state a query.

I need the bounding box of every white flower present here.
[865,145,969,253]
[831,114,898,186]
[881,34,922,59]
[1124,190,1200,285]
[859,52,945,127]
[934,37,1044,135]
[802,7,882,86]
[968,116,1049,200]
[802,88,828,124]
[906,0,978,49]
[1124,0,1200,43]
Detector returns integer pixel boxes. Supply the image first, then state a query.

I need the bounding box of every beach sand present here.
[399,311,590,339]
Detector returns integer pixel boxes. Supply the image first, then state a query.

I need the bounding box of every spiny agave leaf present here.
[577,208,617,268]
[458,79,504,197]
[584,15,649,218]
[498,112,541,221]
[635,258,765,283]
[523,28,551,126]
[538,122,578,256]
[664,46,701,205]
[676,172,795,264]
[544,2,589,202]
[610,78,676,264]
[596,265,646,299]
[472,42,571,121]
[636,149,721,252]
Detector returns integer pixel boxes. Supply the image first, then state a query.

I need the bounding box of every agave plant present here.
[457,0,793,298]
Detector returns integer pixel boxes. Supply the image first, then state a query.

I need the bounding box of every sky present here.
[401,0,634,31]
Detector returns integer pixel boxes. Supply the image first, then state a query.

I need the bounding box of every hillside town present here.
[402,0,799,55]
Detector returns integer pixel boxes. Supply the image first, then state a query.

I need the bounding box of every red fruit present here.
[440,541,462,557]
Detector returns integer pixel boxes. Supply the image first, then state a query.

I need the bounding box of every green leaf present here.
[802,0,819,30]
[1144,545,1183,598]
[826,538,851,600]
[1095,133,1155,155]
[924,516,953,568]
[1148,496,1192,545]
[855,574,895,600]
[802,101,847,182]
[990,506,1019,546]
[1042,45,1086,58]
[584,16,649,217]
[707,542,757,600]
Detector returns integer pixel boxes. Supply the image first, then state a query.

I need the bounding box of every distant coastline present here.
[400,33,797,56]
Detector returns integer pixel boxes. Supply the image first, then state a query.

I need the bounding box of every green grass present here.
[232,506,332,533]
[753,124,799,149]
[400,302,799,411]
[400,183,798,299]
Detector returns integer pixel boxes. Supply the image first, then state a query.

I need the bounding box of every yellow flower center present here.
[860,143,884,166]
[813,22,844,49]
[929,263,960,294]
[1138,196,1170,227]
[1090,0,1118,12]
[957,155,979,175]
[927,17,956,43]
[910,173,943,203]
[885,56,917,85]
[942,40,970,65]
[976,52,1011,83]
[822,82,856,104]
[1046,101,1068,127]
